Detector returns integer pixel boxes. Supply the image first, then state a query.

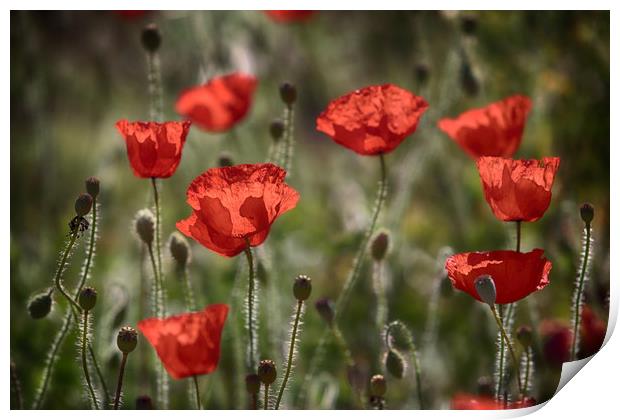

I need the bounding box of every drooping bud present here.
[386,320,414,352]
[28,291,52,319]
[141,23,161,53]
[169,232,191,268]
[245,373,261,394]
[279,82,297,105]
[257,360,277,385]
[580,203,594,227]
[217,151,234,167]
[269,119,285,142]
[315,297,335,326]
[369,374,387,397]
[117,326,138,354]
[384,349,406,379]
[135,395,154,409]
[516,325,533,348]
[371,230,390,261]
[85,176,100,199]
[79,286,97,311]
[474,275,496,306]
[75,193,93,217]
[135,209,155,245]
[460,14,478,35]
[293,274,312,301]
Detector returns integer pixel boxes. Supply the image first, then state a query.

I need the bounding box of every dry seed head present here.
[293,274,312,301]
[75,193,93,216]
[85,176,100,199]
[371,230,390,261]
[117,326,138,354]
[369,374,387,397]
[279,82,297,105]
[580,203,594,226]
[79,286,97,311]
[257,359,277,384]
[141,23,161,53]
[269,119,285,141]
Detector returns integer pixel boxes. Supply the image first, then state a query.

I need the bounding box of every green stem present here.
[523,348,531,396]
[88,343,109,407]
[263,384,270,410]
[146,52,163,121]
[81,310,100,409]
[192,375,202,410]
[77,200,97,296]
[275,300,303,410]
[10,359,23,409]
[244,242,257,370]
[54,230,82,313]
[282,104,295,176]
[181,268,197,312]
[491,306,522,397]
[570,224,592,361]
[411,350,424,409]
[113,353,128,409]
[151,177,165,316]
[147,244,160,316]
[516,221,521,253]
[373,261,387,337]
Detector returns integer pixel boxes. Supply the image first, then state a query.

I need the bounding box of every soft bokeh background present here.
[11,10,609,409]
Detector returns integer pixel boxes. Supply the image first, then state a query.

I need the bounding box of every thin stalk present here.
[264,384,270,410]
[522,348,532,397]
[81,310,100,409]
[372,260,388,336]
[113,353,128,409]
[10,360,23,409]
[54,230,82,313]
[147,244,161,316]
[76,200,98,297]
[147,243,167,409]
[88,344,109,407]
[275,300,303,409]
[192,375,202,410]
[411,349,424,409]
[180,268,197,311]
[570,224,592,361]
[146,52,163,121]
[282,104,295,176]
[151,177,166,316]
[491,306,522,397]
[516,221,521,253]
[244,242,257,370]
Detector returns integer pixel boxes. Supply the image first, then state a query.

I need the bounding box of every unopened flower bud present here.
[386,320,414,352]
[141,23,161,53]
[28,292,52,319]
[371,230,390,261]
[269,119,285,141]
[245,373,260,394]
[474,275,496,306]
[293,274,312,301]
[117,326,138,354]
[85,176,100,199]
[370,374,387,397]
[315,297,335,326]
[516,325,533,348]
[580,203,594,226]
[279,82,297,105]
[135,209,155,245]
[257,360,277,385]
[384,349,406,379]
[75,193,93,216]
[460,58,479,97]
[135,395,154,409]
[169,232,190,267]
[218,151,234,167]
[79,286,97,311]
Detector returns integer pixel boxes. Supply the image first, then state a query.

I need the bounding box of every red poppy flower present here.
[438,95,532,159]
[176,163,299,257]
[264,11,316,23]
[476,157,560,222]
[116,120,192,179]
[451,393,536,410]
[112,10,148,20]
[539,320,572,367]
[137,304,229,379]
[175,73,257,132]
[580,305,607,357]
[445,249,552,304]
[316,84,429,155]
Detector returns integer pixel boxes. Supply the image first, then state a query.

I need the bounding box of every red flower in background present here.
[176,163,299,257]
[580,305,607,357]
[451,393,536,410]
[175,72,257,132]
[116,120,191,178]
[316,84,429,155]
[476,157,560,222]
[113,10,149,20]
[540,320,572,367]
[445,249,552,304]
[138,304,229,379]
[438,95,532,159]
[264,10,316,23]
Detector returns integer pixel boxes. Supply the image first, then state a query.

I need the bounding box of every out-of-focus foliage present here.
[11,10,609,409]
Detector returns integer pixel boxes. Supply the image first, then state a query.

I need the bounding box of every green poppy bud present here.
[79,286,97,311]
[169,232,190,267]
[315,297,335,326]
[135,395,154,409]
[28,292,52,319]
[269,119,285,141]
[293,274,312,301]
[384,349,406,379]
[279,82,297,105]
[371,230,390,261]
[516,325,533,348]
[135,209,155,245]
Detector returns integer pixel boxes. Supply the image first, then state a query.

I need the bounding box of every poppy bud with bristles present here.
[384,349,406,379]
[279,82,297,105]
[117,326,138,354]
[85,176,100,199]
[169,232,190,268]
[135,395,154,409]
[257,359,277,385]
[516,325,533,348]
[580,203,594,227]
[135,209,155,245]
[386,320,414,352]
[141,23,161,53]
[75,193,93,217]
[315,297,335,326]
[28,291,52,319]
[79,286,97,311]
[245,373,260,394]
[371,230,390,261]
[474,275,496,306]
[293,274,312,301]
[269,119,285,141]
[218,151,234,167]
[370,374,387,397]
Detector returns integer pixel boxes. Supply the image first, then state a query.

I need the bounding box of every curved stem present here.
[411,350,424,409]
[54,230,82,313]
[491,306,522,397]
[244,243,256,370]
[81,310,100,409]
[570,225,592,361]
[76,200,97,296]
[275,300,303,409]
[192,375,202,410]
[263,384,270,410]
[113,353,128,409]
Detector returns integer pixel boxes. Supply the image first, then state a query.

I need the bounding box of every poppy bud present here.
[28,291,52,319]
[516,325,533,348]
[460,14,477,35]
[257,359,277,385]
[85,176,100,199]
[477,376,493,396]
[370,230,390,261]
[269,119,285,142]
[135,209,155,245]
[414,63,430,86]
[580,203,594,226]
[75,193,93,217]
[135,395,154,409]
[384,349,406,379]
[315,297,335,326]
[293,274,312,301]
[386,320,414,352]
[141,23,161,53]
[78,286,97,311]
[279,82,297,105]
[369,374,387,397]
[245,373,261,394]
[169,232,191,268]
[117,326,138,354]
[218,151,234,167]
[460,58,479,97]
[474,275,496,306]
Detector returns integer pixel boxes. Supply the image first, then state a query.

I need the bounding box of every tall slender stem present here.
[515,221,521,253]
[491,306,522,396]
[522,348,532,397]
[570,224,592,361]
[411,350,424,409]
[181,268,197,311]
[151,177,165,315]
[54,230,82,313]
[10,360,23,409]
[275,300,303,409]
[263,384,270,410]
[192,375,202,410]
[244,243,256,370]
[81,310,100,409]
[113,353,128,410]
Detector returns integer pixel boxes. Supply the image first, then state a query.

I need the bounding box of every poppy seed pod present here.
[28,292,52,319]
[78,286,97,311]
[371,230,390,261]
[580,203,594,226]
[245,373,261,394]
[315,297,335,326]
[257,360,277,384]
[516,325,533,348]
[370,374,387,397]
[141,23,161,53]
[269,119,285,141]
[384,349,406,379]
[474,275,496,306]
[85,176,100,199]
[135,395,154,410]
[75,193,93,217]
[218,151,234,168]
[169,232,191,267]
[279,82,297,105]
[293,274,312,301]
[117,326,138,354]
[135,209,155,245]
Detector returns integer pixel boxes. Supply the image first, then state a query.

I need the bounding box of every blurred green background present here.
[11,10,609,409]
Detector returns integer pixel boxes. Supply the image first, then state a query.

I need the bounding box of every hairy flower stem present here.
[54,230,82,313]
[180,268,197,311]
[81,310,100,409]
[275,300,304,409]
[491,306,522,397]
[192,375,202,410]
[151,178,166,316]
[570,224,593,361]
[10,360,23,409]
[146,52,163,121]
[113,353,128,409]
[372,261,388,339]
[244,242,257,370]
[146,243,167,408]
[521,347,532,398]
[263,384,270,410]
[282,104,295,176]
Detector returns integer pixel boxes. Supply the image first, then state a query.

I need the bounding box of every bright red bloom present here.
[476,157,560,222]
[316,84,429,155]
[116,120,191,179]
[580,305,607,357]
[438,95,532,159]
[264,10,316,22]
[137,304,229,379]
[175,73,257,132]
[451,393,536,410]
[445,249,552,304]
[539,320,572,367]
[176,163,299,257]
